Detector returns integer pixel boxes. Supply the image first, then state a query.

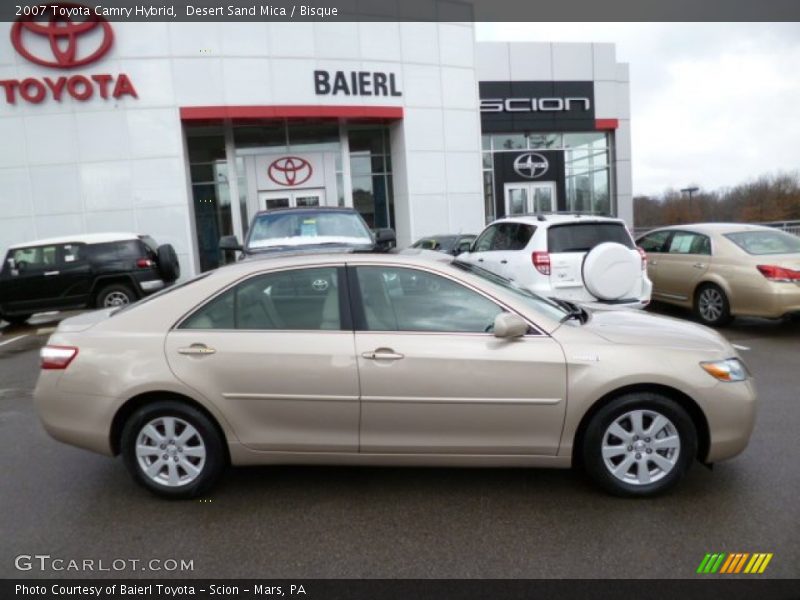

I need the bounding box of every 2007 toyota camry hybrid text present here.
[33,253,756,498]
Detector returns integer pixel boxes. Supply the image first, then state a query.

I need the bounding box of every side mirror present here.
[219,235,243,252]
[493,312,528,338]
[374,228,396,251]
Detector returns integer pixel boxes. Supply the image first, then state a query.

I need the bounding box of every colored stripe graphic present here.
[700,552,773,574]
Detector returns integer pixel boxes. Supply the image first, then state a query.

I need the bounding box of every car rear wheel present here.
[582,393,696,497]
[694,283,732,327]
[121,401,225,499]
[96,283,136,308]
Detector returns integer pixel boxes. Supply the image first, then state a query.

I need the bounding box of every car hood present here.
[580,309,733,353]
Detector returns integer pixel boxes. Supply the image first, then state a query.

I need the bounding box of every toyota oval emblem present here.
[513,153,549,179]
[311,279,329,292]
[268,156,313,187]
[11,3,114,69]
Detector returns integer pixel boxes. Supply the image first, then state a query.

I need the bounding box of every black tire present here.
[121,400,226,499]
[2,314,31,326]
[694,283,733,327]
[95,283,136,308]
[156,244,180,282]
[581,392,697,497]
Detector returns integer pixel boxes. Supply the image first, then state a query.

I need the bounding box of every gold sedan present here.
[638,223,800,326]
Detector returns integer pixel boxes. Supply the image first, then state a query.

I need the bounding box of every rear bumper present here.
[138,278,166,293]
[33,371,116,456]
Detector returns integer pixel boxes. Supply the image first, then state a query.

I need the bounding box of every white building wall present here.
[0,21,486,272]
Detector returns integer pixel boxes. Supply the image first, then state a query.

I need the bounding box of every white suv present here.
[458,214,652,309]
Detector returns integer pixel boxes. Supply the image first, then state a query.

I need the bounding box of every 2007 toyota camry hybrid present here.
[33,253,756,498]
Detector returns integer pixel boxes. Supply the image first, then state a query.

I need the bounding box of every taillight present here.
[637,247,647,270]
[532,251,551,275]
[136,258,154,268]
[41,346,78,370]
[757,265,800,282]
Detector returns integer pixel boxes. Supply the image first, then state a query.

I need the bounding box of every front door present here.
[165,265,360,453]
[350,264,567,456]
[505,182,556,216]
[259,189,325,211]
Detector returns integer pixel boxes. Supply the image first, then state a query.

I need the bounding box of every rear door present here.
[547,221,636,302]
[655,231,711,300]
[165,265,361,452]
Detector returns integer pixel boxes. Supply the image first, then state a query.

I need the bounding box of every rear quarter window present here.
[87,240,145,262]
[547,223,634,253]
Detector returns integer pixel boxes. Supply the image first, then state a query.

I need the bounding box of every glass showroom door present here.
[504,183,556,215]
[259,189,326,210]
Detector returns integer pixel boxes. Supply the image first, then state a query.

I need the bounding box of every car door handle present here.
[44,270,60,276]
[648,260,657,266]
[500,260,508,264]
[477,258,484,262]
[693,263,706,269]
[361,348,404,361]
[178,344,216,356]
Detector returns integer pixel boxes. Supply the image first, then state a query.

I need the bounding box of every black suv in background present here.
[0,233,180,326]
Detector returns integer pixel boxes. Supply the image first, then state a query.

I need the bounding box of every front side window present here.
[181,267,341,331]
[638,230,671,253]
[473,224,500,252]
[12,245,58,271]
[355,266,504,333]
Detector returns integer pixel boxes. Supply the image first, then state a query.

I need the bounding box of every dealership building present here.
[0,19,631,275]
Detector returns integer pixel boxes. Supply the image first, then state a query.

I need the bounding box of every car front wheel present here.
[582,393,697,497]
[121,401,226,499]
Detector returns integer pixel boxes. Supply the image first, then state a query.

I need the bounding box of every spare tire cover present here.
[582,242,639,301]
[157,244,180,282]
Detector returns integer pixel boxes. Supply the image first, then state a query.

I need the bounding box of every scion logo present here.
[513,153,549,179]
[268,157,313,187]
[11,3,114,69]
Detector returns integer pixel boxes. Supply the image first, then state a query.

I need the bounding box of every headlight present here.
[700,358,748,382]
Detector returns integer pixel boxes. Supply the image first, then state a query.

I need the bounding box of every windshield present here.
[247,211,373,249]
[724,230,800,255]
[452,261,568,323]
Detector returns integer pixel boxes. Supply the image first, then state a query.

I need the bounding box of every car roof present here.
[8,232,142,250]
[641,223,779,236]
[493,213,624,226]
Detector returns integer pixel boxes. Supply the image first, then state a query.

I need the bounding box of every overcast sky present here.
[476,23,800,197]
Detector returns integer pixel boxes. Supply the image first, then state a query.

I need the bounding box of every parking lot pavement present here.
[0,308,798,579]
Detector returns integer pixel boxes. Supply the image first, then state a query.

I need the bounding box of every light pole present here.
[680,186,699,219]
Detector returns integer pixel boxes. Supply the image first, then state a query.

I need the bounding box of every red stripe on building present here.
[595,119,619,130]
[179,105,404,121]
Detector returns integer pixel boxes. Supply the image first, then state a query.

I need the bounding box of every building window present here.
[186,126,233,272]
[348,124,394,229]
[564,132,611,216]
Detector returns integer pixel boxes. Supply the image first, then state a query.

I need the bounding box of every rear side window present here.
[667,232,711,255]
[87,240,145,262]
[492,223,536,251]
[725,230,800,255]
[547,223,634,253]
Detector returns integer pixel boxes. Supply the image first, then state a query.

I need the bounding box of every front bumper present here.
[703,378,757,463]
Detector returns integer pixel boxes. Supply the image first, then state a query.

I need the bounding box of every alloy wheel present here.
[601,409,681,486]
[103,291,131,307]
[135,417,207,487]
[698,288,724,322]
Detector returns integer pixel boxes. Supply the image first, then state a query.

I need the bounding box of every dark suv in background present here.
[0,233,180,326]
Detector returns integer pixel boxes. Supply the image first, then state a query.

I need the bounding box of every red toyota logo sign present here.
[11,3,114,69]
[268,157,313,187]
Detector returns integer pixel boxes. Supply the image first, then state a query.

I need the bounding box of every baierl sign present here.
[0,3,138,105]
